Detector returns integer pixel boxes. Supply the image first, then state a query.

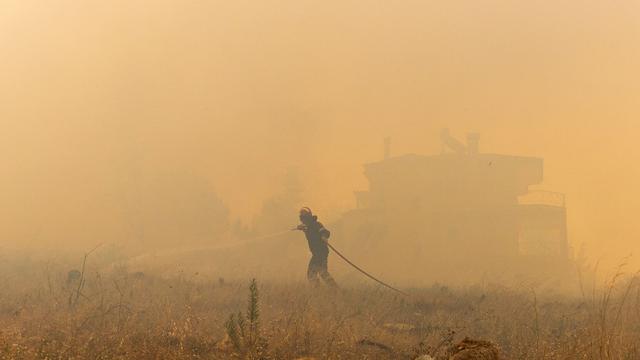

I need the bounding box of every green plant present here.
[225,278,266,358]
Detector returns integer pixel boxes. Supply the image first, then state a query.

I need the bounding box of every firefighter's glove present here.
[296,224,308,231]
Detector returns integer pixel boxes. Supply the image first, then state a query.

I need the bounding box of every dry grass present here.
[1,252,639,359]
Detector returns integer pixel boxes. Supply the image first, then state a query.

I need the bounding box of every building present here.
[334,130,569,283]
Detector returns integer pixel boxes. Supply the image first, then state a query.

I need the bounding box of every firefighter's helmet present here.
[299,207,313,217]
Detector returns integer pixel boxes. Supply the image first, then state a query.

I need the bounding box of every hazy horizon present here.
[2,1,640,271]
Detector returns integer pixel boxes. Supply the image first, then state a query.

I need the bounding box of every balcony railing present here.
[518,190,566,207]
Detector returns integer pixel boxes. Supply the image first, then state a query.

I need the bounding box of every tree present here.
[251,167,303,235]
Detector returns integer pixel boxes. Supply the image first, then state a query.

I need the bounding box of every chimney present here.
[384,137,391,160]
[467,133,480,154]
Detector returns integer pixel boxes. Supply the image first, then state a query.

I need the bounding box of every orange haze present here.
[1,1,640,269]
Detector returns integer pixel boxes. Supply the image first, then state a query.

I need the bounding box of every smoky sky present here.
[1,1,639,266]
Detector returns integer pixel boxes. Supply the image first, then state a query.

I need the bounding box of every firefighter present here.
[296,207,337,287]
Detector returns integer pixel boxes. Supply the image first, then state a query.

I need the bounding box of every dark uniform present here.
[298,208,337,287]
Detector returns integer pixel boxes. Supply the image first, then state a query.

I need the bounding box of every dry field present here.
[0,250,639,359]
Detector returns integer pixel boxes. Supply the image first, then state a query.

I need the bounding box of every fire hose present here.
[132,228,407,296]
[291,228,408,296]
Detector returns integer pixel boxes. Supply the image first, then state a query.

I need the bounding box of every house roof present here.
[364,152,544,188]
